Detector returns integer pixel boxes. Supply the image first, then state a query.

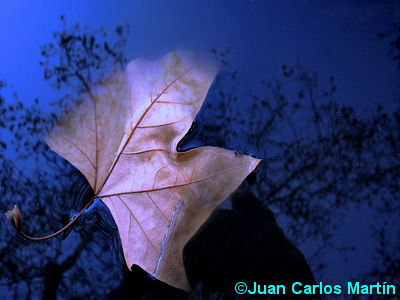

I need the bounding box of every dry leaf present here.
[46,52,260,291]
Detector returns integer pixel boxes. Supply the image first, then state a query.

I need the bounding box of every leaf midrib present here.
[96,71,188,194]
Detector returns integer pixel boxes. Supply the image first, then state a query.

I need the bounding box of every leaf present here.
[46,52,260,291]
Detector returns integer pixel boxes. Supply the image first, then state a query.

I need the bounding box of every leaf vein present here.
[97,71,188,193]
[117,195,160,255]
[146,192,169,219]
[100,165,244,198]
[59,134,96,170]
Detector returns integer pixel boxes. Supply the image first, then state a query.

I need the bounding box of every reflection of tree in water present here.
[203,48,400,283]
[0,23,129,299]
[0,21,399,299]
[203,46,399,272]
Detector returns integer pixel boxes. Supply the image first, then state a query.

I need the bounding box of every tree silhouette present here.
[0,23,129,299]
[198,49,400,277]
[360,27,400,284]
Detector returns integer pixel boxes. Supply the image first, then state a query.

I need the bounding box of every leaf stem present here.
[15,196,96,241]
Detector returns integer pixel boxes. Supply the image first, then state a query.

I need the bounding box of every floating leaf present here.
[46,52,260,290]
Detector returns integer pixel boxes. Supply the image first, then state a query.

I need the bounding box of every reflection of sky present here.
[0,0,398,290]
[1,1,398,109]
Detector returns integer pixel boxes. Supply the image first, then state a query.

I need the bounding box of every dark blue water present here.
[1,1,399,299]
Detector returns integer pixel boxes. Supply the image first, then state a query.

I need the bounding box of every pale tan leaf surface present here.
[45,72,130,191]
[46,52,261,291]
